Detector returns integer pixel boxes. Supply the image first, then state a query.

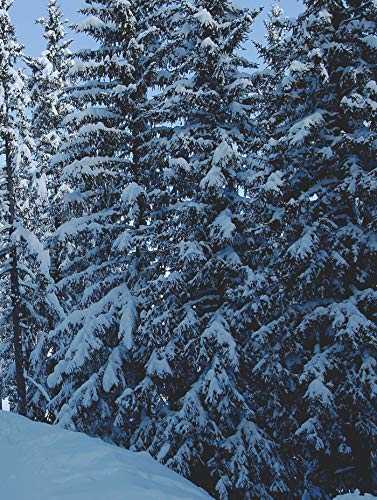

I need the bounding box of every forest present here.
[0,0,376,499]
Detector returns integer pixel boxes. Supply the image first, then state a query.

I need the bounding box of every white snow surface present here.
[0,411,212,500]
[334,493,377,499]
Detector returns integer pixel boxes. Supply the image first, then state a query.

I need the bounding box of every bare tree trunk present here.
[5,123,27,417]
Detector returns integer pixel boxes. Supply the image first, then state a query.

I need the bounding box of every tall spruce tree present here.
[239,1,377,497]
[0,0,51,416]
[26,0,72,421]
[227,3,298,494]
[44,0,177,436]
[114,2,289,498]
[43,0,139,434]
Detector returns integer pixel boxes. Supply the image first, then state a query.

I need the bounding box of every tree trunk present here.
[9,247,27,416]
[4,118,27,417]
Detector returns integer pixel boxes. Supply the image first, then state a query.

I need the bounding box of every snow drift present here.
[0,411,211,500]
[334,493,377,499]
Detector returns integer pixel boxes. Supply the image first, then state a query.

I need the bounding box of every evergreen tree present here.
[0,0,51,416]
[254,3,292,143]
[43,0,139,434]
[240,1,377,497]
[114,2,289,498]
[44,0,176,436]
[28,0,72,240]
[26,0,72,421]
[227,3,298,494]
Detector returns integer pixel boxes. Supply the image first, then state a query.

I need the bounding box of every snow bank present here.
[334,493,377,499]
[0,411,212,500]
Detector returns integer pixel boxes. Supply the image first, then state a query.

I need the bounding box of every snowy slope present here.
[334,493,377,499]
[0,411,212,500]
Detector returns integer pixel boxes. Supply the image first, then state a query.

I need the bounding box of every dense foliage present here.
[0,0,376,498]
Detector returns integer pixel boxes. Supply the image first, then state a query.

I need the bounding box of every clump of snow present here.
[288,111,325,145]
[121,182,145,205]
[287,228,319,262]
[0,411,212,500]
[362,34,377,49]
[194,8,216,27]
[210,209,236,243]
[305,378,334,407]
[264,170,284,192]
[201,37,218,51]
[147,350,173,378]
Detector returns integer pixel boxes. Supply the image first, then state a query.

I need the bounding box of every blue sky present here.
[12,0,303,59]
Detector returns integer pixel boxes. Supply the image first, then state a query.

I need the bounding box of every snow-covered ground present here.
[0,411,212,500]
[334,493,377,499]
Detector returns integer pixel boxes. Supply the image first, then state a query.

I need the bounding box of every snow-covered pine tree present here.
[28,0,72,241]
[125,0,181,175]
[240,1,377,497]
[41,0,140,435]
[256,3,290,65]
[0,0,52,417]
[25,0,73,422]
[253,3,292,143]
[222,2,300,493]
[114,1,289,498]
[44,0,178,436]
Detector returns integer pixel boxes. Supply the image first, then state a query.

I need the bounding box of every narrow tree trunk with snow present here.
[0,0,52,419]
[4,122,27,417]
